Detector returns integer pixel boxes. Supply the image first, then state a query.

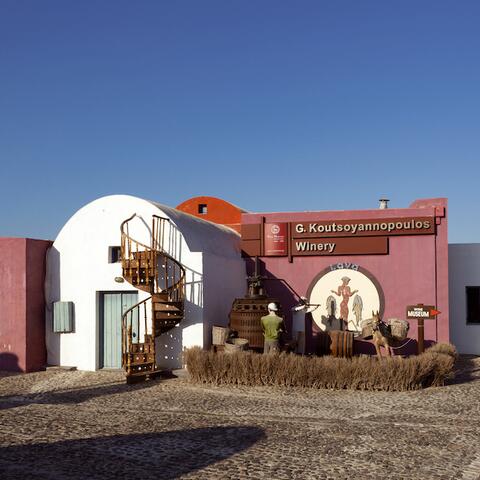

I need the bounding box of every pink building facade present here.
[241,198,449,354]
[0,238,52,372]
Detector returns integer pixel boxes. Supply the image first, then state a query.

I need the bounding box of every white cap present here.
[267,302,278,311]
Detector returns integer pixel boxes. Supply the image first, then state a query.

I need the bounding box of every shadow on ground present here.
[0,376,163,410]
[447,354,480,385]
[0,426,265,479]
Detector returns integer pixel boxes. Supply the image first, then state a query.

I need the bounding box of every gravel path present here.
[0,356,479,479]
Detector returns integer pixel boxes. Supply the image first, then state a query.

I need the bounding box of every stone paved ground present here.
[0,356,480,480]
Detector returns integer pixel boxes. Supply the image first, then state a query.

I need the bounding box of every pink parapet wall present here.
[408,198,449,345]
[241,198,449,352]
[0,238,52,372]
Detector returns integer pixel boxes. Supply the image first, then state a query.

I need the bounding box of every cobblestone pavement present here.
[0,356,480,480]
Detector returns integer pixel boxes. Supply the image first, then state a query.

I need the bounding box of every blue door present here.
[100,292,138,369]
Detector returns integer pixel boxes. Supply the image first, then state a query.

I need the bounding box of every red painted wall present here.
[241,198,449,352]
[176,196,246,233]
[0,238,52,372]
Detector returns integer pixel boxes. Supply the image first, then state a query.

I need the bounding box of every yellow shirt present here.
[261,314,283,341]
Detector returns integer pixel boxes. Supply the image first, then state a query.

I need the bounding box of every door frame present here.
[98,290,138,370]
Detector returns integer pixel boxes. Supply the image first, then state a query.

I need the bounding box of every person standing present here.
[261,302,284,353]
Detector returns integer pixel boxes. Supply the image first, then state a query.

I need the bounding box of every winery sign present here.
[293,217,434,238]
[292,237,388,256]
[240,216,436,258]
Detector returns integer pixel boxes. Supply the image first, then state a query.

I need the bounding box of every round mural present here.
[307,267,384,332]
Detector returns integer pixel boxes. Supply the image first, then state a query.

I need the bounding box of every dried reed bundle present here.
[426,342,458,359]
[185,347,455,391]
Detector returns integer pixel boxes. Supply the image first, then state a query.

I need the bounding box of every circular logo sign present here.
[306,266,384,332]
[271,224,280,235]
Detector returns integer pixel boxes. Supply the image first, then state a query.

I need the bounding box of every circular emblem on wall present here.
[270,224,280,235]
[306,265,384,332]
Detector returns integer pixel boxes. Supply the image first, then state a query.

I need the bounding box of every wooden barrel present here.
[316,331,332,356]
[229,298,280,349]
[328,330,354,358]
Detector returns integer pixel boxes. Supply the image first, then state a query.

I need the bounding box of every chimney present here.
[379,198,389,209]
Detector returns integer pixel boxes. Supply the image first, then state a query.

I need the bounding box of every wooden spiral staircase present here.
[120,214,185,383]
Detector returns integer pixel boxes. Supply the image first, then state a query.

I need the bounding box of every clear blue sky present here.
[1,1,479,242]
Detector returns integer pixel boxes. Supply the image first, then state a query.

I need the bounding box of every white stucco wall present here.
[449,244,480,355]
[202,252,247,347]
[45,194,245,371]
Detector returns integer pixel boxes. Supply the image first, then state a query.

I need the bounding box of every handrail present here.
[121,214,186,293]
[121,232,150,253]
[121,296,149,368]
[121,215,176,257]
[120,212,137,233]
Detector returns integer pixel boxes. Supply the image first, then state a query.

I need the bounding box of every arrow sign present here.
[406,304,440,320]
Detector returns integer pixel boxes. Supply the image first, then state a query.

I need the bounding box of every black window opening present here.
[198,204,208,214]
[108,246,122,263]
[466,286,480,324]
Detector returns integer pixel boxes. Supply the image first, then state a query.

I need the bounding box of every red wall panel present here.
[0,238,51,372]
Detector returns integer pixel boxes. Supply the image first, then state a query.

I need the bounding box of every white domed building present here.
[45,195,246,373]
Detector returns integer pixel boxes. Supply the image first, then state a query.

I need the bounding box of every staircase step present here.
[124,262,152,269]
[154,328,177,336]
[124,259,154,269]
[155,312,183,321]
[124,275,155,291]
[130,278,155,287]
[154,318,180,327]
[124,270,155,279]
[123,270,155,278]
[127,353,155,364]
[129,343,154,354]
[127,361,155,370]
[133,251,154,259]
[154,320,180,336]
[153,302,182,312]
[123,264,154,272]
[126,369,169,384]
[152,292,170,301]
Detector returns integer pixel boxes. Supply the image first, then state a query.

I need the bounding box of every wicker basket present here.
[233,338,249,349]
[388,319,410,341]
[224,338,249,353]
[224,343,241,353]
[360,319,374,339]
[212,326,229,346]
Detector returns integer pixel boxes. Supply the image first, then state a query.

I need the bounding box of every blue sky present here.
[1,1,479,242]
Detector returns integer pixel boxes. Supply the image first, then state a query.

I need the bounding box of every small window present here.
[466,286,480,324]
[198,204,208,214]
[53,301,75,333]
[108,246,122,263]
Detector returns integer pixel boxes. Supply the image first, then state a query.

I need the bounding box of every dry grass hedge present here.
[185,343,456,391]
[426,342,458,359]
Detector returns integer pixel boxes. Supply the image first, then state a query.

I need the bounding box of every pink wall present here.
[242,198,448,352]
[0,238,52,372]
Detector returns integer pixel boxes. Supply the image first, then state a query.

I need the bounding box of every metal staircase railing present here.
[120,214,185,381]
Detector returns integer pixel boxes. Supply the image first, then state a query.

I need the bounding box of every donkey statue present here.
[371,310,393,357]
